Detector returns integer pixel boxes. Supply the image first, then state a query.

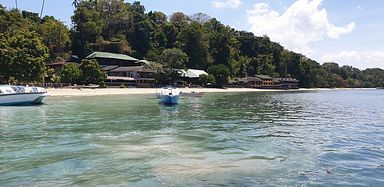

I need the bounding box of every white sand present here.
[45,87,353,96]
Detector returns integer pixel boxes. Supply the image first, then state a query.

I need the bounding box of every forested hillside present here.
[1,1,383,87]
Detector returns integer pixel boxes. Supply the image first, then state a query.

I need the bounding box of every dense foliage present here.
[0,2,383,88]
[207,64,230,87]
[0,7,49,83]
[79,59,107,85]
[60,63,81,83]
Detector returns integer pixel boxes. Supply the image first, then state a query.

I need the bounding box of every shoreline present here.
[46,87,374,97]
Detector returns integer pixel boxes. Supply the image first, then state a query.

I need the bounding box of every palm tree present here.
[40,0,45,19]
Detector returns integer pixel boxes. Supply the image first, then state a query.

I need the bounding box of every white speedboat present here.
[159,87,180,105]
[0,85,47,106]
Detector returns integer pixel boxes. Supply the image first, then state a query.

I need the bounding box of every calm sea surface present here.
[1,90,384,186]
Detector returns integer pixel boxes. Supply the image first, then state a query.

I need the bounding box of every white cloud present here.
[211,0,242,9]
[246,0,355,55]
[322,50,384,69]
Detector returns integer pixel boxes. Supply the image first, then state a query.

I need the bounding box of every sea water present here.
[1,90,384,186]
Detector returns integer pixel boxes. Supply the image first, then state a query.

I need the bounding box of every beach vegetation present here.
[158,48,188,70]
[38,16,70,62]
[208,64,230,88]
[60,63,81,84]
[119,83,126,88]
[0,28,48,83]
[199,74,216,86]
[79,59,106,85]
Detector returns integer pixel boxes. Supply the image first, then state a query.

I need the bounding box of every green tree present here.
[207,64,230,87]
[0,29,48,83]
[148,11,167,25]
[190,13,211,24]
[128,1,155,58]
[39,16,70,62]
[79,59,106,84]
[132,19,155,58]
[60,63,81,83]
[180,22,208,69]
[98,0,134,40]
[323,62,340,74]
[198,74,215,86]
[22,10,40,22]
[362,68,384,87]
[155,48,188,84]
[169,12,189,31]
[209,28,231,66]
[158,48,188,69]
[161,23,178,48]
[71,1,103,58]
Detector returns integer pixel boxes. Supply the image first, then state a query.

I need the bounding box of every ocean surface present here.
[1,89,384,186]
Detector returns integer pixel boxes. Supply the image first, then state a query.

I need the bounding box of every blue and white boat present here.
[0,85,47,106]
[159,87,180,105]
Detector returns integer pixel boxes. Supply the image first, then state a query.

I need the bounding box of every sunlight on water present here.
[1,90,384,186]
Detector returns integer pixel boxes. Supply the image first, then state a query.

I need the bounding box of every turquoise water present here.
[1,90,384,186]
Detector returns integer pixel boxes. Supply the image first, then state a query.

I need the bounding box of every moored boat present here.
[159,87,180,105]
[0,85,47,106]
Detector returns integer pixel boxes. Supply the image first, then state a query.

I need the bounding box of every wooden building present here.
[109,66,156,79]
[254,75,278,88]
[238,76,263,88]
[46,61,80,72]
[45,61,80,82]
[274,78,299,89]
[85,52,157,87]
[178,69,208,86]
[105,66,156,87]
[236,75,299,89]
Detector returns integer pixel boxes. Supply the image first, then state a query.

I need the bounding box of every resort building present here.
[238,76,263,88]
[46,61,80,73]
[85,51,156,87]
[178,69,208,86]
[85,51,141,66]
[274,78,299,89]
[45,61,80,83]
[254,75,276,88]
[107,66,156,87]
[236,75,299,89]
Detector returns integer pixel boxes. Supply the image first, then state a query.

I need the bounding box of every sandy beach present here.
[46,87,345,96]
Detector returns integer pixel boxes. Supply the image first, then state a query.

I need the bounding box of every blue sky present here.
[1,0,384,69]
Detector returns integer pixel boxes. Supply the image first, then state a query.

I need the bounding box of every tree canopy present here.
[60,63,81,83]
[79,59,106,85]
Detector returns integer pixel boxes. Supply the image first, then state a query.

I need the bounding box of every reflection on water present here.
[1,90,384,186]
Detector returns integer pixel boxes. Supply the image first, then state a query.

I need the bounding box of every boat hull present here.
[0,93,47,106]
[161,95,180,105]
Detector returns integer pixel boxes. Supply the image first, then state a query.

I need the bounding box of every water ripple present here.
[1,90,384,186]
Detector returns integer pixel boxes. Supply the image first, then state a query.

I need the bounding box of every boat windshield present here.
[17,86,26,92]
[11,86,23,93]
[1,87,16,94]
